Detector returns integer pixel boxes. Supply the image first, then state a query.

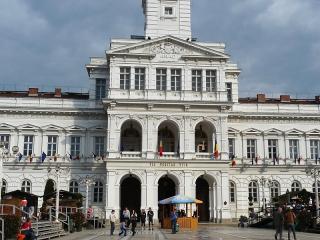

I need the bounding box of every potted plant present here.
[71,211,85,232]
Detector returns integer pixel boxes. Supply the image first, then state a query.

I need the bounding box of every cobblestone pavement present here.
[58,226,318,240]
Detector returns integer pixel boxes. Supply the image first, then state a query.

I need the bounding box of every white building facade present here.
[0,0,319,223]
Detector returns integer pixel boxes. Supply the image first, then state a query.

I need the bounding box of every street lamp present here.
[259,177,267,214]
[0,142,9,202]
[79,175,95,218]
[48,164,70,222]
[306,167,320,221]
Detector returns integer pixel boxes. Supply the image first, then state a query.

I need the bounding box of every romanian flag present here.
[159,140,163,157]
[214,138,219,159]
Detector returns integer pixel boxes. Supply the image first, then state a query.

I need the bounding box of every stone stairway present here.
[36,221,68,240]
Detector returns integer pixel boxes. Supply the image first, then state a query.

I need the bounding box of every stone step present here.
[34,221,68,240]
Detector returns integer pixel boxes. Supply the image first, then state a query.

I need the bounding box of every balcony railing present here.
[121,151,142,158]
[195,153,212,159]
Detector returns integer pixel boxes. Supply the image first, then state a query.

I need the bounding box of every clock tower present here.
[142,0,192,40]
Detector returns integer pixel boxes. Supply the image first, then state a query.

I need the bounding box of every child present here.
[119,216,127,237]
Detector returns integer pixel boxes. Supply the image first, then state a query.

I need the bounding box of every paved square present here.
[59,226,319,240]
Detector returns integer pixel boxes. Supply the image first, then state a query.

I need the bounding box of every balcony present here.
[195,153,212,159]
[121,151,142,159]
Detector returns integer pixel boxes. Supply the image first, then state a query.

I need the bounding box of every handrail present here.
[49,207,70,233]
[0,204,38,236]
[0,217,4,240]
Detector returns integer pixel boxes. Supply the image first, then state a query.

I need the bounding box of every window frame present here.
[291,181,301,192]
[47,135,58,157]
[70,136,81,158]
[268,139,278,159]
[270,181,280,199]
[21,179,32,193]
[248,181,258,202]
[229,181,236,203]
[69,180,79,194]
[192,69,202,92]
[289,139,299,160]
[94,136,105,157]
[0,135,10,150]
[156,68,167,91]
[247,139,256,159]
[171,69,181,91]
[206,70,216,92]
[134,67,145,90]
[93,181,103,203]
[95,78,107,100]
[228,138,235,160]
[310,140,320,160]
[23,135,34,156]
[120,67,131,90]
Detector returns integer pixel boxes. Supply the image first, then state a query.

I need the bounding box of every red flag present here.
[232,160,236,167]
[159,140,163,157]
[214,138,219,159]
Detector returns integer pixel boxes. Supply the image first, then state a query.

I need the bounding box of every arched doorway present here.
[120,176,141,214]
[158,121,179,154]
[158,176,176,221]
[196,177,210,222]
[120,120,142,152]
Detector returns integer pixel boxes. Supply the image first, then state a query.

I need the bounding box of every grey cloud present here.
[0,0,319,97]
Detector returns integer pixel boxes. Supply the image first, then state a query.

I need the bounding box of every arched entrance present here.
[196,177,210,222]
[195,121,215,153]
[158,176,176,221]
[120,176,141,213]
[120,120,142,152]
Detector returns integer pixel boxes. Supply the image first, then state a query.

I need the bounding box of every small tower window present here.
[164,7,173,16]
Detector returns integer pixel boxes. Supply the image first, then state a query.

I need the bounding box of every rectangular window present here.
[247,139,256,159]
[156,68,167,90]
[47,136,58,156]
[206,70,216,92]
[289,139,299,159]
[171,69,181,91]
[310,140,320,160]
[192,70,202,92]
[95,136,105,157]
[23,135,33,156]
[226,83,232,101]
[70,136,81,158]
[134,67,145,90]
[95,78,106,100]
[164,7,173,15]
[0,135,10,150]
[268,139,278,159]
[228,138,235,159]
[120,67,131,90]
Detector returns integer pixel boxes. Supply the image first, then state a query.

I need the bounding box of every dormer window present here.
[164,7,173,15]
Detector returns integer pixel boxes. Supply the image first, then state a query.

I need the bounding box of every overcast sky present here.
[0,0,320,97]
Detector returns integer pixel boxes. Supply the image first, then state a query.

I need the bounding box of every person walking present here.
[123,207,130,228]
[286,208,297,240]
[274,207,284,240]
[109,210,116,236]
[118,216,127,237]
[170,208,178,234]
[140,209,146,230]
[147,207,154,230]
[130,210,138,236]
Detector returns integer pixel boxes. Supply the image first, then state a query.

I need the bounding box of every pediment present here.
[41,124,65,131]
[306,129,320,135]
[66,125,86,131]
[264,128,283,135]
[0,123,16,130]
[108,35,229,62]
[88,125,107,131]
[17,124,40,130]
[242,128,262,135]
[285,128,304,135]
[228,127,240,136]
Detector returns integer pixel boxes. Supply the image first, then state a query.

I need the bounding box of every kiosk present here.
[158,195,202,230]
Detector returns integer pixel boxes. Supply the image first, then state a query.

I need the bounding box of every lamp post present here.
[48,164,70,222]
[306,167,320,221]
[79,175,95,217]
[259,177,267,214]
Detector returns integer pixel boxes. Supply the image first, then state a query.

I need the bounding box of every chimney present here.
[315,96,320,103]
[280,95,290,103]
[54,88,62,98]
[28,88,38,97]
[257,94,266,103]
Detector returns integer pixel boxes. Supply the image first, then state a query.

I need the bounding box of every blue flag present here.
[41,152,47,163]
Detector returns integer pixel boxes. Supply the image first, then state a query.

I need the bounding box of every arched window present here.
[21,179,32,193]
[248,181,258,202]
[120,120,142,152]
[270,181,280,198]
[93,181,103,203]
[229,181,236,203]
[1,179,7,196]
[312,181,320,194]
[291,181,301,192]
[69,180,79,194]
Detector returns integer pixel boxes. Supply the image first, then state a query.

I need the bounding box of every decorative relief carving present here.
[150,42,188,62]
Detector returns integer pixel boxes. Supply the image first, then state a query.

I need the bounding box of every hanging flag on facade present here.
[41,152,47,163]
[231,155,236,167]
[92,152,97,159]
[214,138,219,159]
[18,152,23,161]
[28,154,33,163]
[159,140,163,157]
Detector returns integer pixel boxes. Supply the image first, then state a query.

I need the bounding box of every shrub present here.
[2,215,21,239]
[71,212,85,231]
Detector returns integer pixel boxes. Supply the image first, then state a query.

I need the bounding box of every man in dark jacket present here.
[274,207,284,240]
